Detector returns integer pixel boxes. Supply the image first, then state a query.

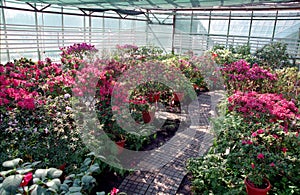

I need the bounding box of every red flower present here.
[251,163,255,169]
[257,153,264,159]
[251,132,257,137]
[20,172,33,187]
[110,187,119,195]
[257,129,264,134]
[282,148,287,153]
[270,162,275,167]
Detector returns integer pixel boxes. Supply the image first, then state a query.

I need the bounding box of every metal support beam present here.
[171,11,176,54]
[26,2,51,12]
[226,11,231,47]
[206,11,211,50]
[34,3,41,61]
[248,10,253,44]
[271,10,278,41]
[1,0,10,61]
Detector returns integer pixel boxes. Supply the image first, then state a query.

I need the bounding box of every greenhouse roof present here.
[16,0,300,10]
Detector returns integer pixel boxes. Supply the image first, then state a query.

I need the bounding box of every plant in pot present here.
[226,91,300,195]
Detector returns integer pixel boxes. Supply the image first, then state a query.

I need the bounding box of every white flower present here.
[64,93,71,99]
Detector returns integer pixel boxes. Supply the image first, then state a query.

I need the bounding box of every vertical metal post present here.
[226,11,231,47]
[89,14,92,44]
[271,10,278,41]
[171,11,176,54]
[61,7,64,47]
[1,0,10,62]
[189,11,194,51]
[34,3,41,61]
[248,11,253,45]
[206,11,211,50]
[146,10,149,45]
[83,15,86,42]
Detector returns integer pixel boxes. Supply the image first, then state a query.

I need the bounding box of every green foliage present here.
[0,94,88,172]
[187,153,245,195]
[209,44,258,65]
[255,42,292,69]
[274,67,300,104]
[0,155,109,195]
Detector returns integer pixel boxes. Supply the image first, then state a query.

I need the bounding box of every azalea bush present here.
[221,60,277,94]
[187,56,300,194]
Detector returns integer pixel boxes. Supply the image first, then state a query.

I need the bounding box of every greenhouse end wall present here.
[1,0,300,64]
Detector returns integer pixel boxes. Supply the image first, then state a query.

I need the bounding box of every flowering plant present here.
[226,91,300,188]
[221,60,277,94]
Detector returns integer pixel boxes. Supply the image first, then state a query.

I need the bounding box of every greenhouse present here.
[0,0,299,194]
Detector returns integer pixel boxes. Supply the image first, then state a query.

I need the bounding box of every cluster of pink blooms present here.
[60,43,98,57]
[0,58,74,110]
[228,91,299,122]
[116,44,138,50]
[221,60,277,92]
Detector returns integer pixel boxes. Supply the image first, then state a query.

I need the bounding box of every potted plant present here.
[226,92,300,195]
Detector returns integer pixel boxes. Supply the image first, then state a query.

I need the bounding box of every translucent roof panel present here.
[15,0,300,10]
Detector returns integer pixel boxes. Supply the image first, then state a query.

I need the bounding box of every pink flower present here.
[257,129,264,134]
[257,153,264,159]
[251,163,255,169]
[20,172,33,187]
[282,148,287,153]
[110,187,119,195]
[251,132,257,137]
[270,162,275,167]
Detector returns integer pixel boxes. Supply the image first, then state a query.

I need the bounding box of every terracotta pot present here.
[142,111,155,123]
[115,139,126,154]
[244,177,271,195]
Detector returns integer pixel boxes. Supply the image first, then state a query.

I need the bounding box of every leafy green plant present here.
[255,42,291,69]
[0,155,121,195]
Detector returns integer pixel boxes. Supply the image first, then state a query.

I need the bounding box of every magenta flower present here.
[270,162,275,167]
[282,148,287,153]
[110,187,119,195]
[257,153,264,159]
[20,172,33,187]
[257,129,264,134]
[251,132,257,137]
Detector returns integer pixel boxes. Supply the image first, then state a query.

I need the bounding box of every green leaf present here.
[96,192,105,195]
[31,185,48,195]
[2,158,22,168]
[16,168,33,175]
[83,158,92,166]
[46,179,60,191]
[35,169,48,178]
[69,186,82,192]
[89,163,100,173]
[69,192,82,195]
[31,161,42,167]
[47,168,62,179]
[1,174,23,193]
[60,183,69,192]
[81,175,94,184]
[0,170,15,177]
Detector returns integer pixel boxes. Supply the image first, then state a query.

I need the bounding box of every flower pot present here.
[244,177,271,195]
[173,92,184,102]
[115,139,126,154]
[142,111,155,123]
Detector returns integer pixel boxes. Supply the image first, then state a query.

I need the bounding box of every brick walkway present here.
[118,91,224,195]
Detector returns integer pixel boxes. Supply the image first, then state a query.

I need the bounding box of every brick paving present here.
[118,91,224,195]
